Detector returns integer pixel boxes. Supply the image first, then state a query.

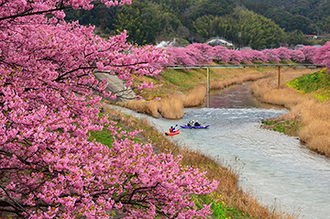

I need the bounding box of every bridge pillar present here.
[278,66,281,89]
[207,67,210,108]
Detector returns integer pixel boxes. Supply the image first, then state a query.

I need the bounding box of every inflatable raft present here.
[165,129,180,136]
[180,125,210,129]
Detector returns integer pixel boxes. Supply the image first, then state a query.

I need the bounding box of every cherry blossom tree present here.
[0,0,218,218]
[250,49,268,63]
[165,42,330,68]
[239,50,267,64]
[227,50,243,64]
[211,46,230,64]
[290,50,305,63]
[166,47,198,66]
[262,49,281,63]
[240,50,254,64]
[273,47,292,62]
[299,46,318,63]
[185,43,214,64]
[166,44,213,66]
[313,41,330,70]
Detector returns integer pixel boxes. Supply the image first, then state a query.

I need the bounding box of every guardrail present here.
[165,63,326,69]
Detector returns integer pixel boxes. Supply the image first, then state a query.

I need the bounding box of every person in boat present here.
[194,120,201,126]
[187,120,194,127]
[169,125,176,133]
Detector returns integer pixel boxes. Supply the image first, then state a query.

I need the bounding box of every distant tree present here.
[114,1,181,45]
[290,50,305,63]
[262,49,281,63]
[164,42,330,67]
[273,47,292,62]
[211,46,230,63]
[231,9,284,50]
[227,50,243,64]
[242,2,269,15]
[284,30,309,46]
[319,15,330,34]
[65,4,119,31]
[264,7,294,31]
[289,15,314,34]
[166,44,213,65]
[189,0,234,21]
[193,15,214,39]
[299,46,318,63]
[186,43,214,62]
[151,0,199,14]
[240,50,268,63]
[192,9,284,49]
[313,42,330,69]
[166,47,197,65]
[114,1,161,44]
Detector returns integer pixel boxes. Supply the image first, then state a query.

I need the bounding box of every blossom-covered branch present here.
[0,0,217,218]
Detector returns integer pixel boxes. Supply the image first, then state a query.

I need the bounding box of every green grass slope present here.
[286,69,330,101]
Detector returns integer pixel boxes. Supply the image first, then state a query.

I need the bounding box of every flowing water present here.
[114,83,330,219]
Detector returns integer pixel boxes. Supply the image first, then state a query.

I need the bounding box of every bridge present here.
[166,64,327,107]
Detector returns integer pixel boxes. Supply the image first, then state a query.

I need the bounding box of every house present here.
[205,36,234,47]
[156,38,183,48]
[306,35,317,39]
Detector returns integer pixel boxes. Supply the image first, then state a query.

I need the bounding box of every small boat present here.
[180,125,210,129]
[165,129,180,136]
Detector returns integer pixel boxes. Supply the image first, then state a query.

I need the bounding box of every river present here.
[114,83,330,219]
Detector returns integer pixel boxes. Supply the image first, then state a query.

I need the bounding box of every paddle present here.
[171,124,179,132]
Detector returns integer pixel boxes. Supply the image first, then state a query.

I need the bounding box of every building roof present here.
[205,36,233,47]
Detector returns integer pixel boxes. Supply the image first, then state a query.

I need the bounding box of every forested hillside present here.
[65,0,330,49]
[241,0,330,36]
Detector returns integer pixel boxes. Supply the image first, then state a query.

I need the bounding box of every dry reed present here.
[103,105,297,219]
[122,100,159,118]
[250,68,330,156]
[181,86,206,107]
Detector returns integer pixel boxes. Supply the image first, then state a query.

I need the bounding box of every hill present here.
[64,0,330,48]
[241,0,330,36]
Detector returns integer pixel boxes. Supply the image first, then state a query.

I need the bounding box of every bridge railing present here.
[165,63,326,69]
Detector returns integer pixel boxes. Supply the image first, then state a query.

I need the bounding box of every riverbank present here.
[250,68,330,157]
[101,104,297,219]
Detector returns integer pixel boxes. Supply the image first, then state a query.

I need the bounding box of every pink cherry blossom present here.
[313,42,330,69]
[290,50,305,63]
[0,0,218,218]
[300,45,318,63]
[164,43,329,67]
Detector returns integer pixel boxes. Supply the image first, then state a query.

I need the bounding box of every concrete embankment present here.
[94,71,136,101]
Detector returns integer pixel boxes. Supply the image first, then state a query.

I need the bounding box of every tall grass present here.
[181,85,206,107]
[250,68,330,156]
[103,105,297,219]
